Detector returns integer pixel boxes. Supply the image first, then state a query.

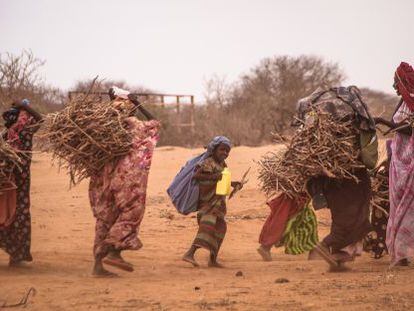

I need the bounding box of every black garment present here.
[308,168,372,253]
[0,117,38,262]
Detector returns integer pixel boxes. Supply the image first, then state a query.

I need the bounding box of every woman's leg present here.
[93,254,117,277]
[208,252,224,268]
[92,220,117,277]
[257,244,272,261]
[7,175,33,265]
[208,217,227,268]
[183,245,200,267]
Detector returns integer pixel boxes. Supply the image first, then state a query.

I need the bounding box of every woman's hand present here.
[127,94,141,106]
[212,172,223,181]
[127,94,156,120]
[231,181,242,189]
[374,117,395,129]
[193,170,222,182]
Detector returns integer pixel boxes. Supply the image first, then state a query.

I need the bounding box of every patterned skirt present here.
[193,212,227,256]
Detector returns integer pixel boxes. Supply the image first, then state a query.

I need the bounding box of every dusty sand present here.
[0,145,413,310]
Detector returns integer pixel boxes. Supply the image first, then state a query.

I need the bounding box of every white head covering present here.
[111,86,130,99]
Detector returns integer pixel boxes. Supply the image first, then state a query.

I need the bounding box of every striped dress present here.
[192,157,227,256]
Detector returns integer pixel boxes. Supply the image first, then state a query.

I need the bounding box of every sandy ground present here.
[1,145,413,310]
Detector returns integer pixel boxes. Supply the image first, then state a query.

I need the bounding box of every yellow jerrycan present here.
[216,167,231,196]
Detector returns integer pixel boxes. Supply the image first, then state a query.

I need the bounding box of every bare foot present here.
[92,263,118,277]
[8,260,30,268]
[329,262,350,273]
[103,251,134,272]
[182,254,199,267]
[395,258,410,266]
[332,251,354,263]
[313,243,339,267]
[308,248,323,261]
[208,260,224,268]
[103,257,134,272]
[257,246,272,262]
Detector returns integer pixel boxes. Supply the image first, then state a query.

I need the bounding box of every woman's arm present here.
[374,117,394,128]
[127,94,156,121]
[374,117,412,135]
[393,123,412,136]
[231,181,242,188]
[193,168,222,182]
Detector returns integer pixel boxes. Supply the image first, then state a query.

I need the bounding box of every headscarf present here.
[395,62,414,111]
[167,136,232,215]
[205,136,232,155]
[110,86,130,99]
[294,86,376,131]
[21,99,30,106]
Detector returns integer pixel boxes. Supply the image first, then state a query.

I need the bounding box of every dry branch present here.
[40,93,136,185]
[0,137,21,193]
[258,111,364,199]
[370,165,389,215]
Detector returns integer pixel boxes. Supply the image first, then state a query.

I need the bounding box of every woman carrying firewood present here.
[258,86,378,268]
[306,87,378,268]
[307,169,373,267]
[374,62,414,267]
[89,88,160,277]
[0,99,42,267]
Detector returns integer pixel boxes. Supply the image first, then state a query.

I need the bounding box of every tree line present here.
[0,50,397,146]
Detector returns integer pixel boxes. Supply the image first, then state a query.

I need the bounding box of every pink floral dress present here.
[89,118,160,259]
[387,102,414,264]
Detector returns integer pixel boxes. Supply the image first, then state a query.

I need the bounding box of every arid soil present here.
[1,145,413,310]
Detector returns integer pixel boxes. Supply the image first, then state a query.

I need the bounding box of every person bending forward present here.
[89,89,160,277]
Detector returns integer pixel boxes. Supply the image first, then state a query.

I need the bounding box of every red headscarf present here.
[395,62,414,111]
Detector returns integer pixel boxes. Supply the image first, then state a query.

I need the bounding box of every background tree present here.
[0,50,64,114]
[0,50,397,146]
[198,55,345,145]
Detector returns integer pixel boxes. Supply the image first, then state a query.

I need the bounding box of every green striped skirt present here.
[193,212,227,255]
[283,203,319,255]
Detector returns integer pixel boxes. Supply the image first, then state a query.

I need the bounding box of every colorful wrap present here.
[395,62,414,111]
[259,193,302,247]
[282,203,319,255]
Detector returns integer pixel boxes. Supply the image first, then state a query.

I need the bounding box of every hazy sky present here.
[1,0,413,101]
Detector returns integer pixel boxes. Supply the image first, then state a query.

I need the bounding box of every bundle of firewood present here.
[41,93,136,185]
[0,137,21,193]
[258,111,364,198]
[363,162,389,258]
[370,164,389,215]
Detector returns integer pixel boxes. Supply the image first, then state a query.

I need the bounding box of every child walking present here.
[179,136,241,267]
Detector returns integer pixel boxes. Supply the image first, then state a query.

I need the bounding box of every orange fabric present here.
[259,193,302,247]
[0,188,17,229]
